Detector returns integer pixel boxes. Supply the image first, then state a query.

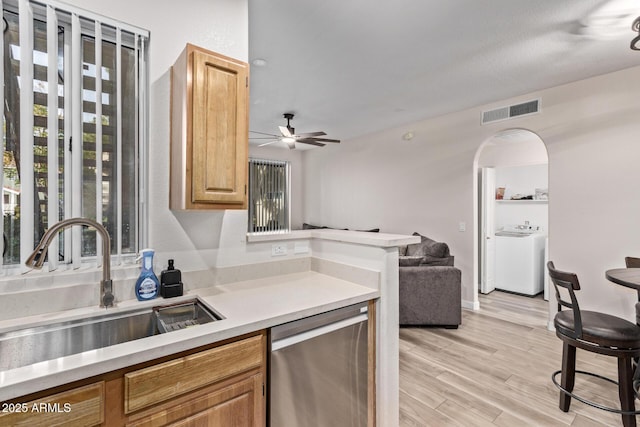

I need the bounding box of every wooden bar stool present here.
[626,257,640,269]
[626,257,640,322]
[624,256,640,400]
[548,261,640,427]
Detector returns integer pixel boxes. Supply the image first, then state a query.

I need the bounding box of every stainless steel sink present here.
[0,299,222,371]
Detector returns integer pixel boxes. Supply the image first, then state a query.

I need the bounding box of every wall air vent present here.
[481,99,540,125]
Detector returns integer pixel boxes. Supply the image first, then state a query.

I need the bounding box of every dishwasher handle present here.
[271,313,367,352]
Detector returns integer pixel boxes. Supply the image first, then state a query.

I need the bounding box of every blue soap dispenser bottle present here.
[135,249,160,301]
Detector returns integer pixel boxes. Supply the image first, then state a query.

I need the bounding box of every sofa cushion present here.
[406,232,450,258]
[302,223,377,231]
[302,223,328,229]
[399,256,424,266]
[420,255,454,266]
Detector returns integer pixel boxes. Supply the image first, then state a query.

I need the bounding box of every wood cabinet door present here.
[0,382,104,427]
[190,49,248,207]
[126,373,264,427]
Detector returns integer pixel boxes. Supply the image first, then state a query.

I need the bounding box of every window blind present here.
[1,0,149,272]
[248,158,290,234]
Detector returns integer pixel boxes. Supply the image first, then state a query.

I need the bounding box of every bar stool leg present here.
[560,342,576,412]
[618,356,637,427]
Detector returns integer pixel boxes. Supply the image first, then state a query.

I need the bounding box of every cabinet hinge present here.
[245,184,247,195]
[246,76,249,87]
[262,383,265,396]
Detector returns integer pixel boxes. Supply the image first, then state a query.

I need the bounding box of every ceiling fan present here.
[249,113,341,149]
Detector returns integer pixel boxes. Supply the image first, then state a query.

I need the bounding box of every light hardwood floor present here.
[399,291,632,426]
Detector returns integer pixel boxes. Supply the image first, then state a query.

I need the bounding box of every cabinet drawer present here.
[126,373,263,427]
[0,382,104,427]
[125,335,263,413]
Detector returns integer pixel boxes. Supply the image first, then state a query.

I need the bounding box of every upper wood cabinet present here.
[170,44,249,210]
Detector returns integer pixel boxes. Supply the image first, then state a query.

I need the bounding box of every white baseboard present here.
[462,300,480,311]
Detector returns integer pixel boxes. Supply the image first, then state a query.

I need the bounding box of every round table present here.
[606,268,640,294]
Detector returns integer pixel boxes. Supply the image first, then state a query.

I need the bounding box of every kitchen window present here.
[1,0,149,272]
[248,158,290,234]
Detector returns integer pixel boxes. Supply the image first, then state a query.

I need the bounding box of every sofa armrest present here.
[398,266,461,326]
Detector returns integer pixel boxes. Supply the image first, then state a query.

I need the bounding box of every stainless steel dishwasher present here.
[270,302,369,427]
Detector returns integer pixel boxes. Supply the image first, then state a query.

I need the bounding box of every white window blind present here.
[1,0,149,272]
[248,158,290,234]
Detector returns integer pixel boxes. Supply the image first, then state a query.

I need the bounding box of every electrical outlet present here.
[271,244,287,256]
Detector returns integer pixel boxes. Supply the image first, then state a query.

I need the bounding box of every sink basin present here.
[0,299,222,371]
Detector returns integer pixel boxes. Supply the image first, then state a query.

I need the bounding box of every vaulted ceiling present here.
[248,0,640,148]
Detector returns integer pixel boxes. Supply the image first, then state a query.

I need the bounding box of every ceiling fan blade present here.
[250,130,280,137]
[309,138,340,143]
[258,139,280,147]
[295,131,326,137]
[279,126,292,137]
[296,139,326,147]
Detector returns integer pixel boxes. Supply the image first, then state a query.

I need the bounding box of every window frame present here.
[1,0,150,274]
[247,158,291,235]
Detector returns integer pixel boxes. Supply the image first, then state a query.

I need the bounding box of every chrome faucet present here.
[25,218,114,308]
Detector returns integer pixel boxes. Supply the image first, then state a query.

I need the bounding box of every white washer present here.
[494,225,546,296]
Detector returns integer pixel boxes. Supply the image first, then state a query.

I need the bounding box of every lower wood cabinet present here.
[124,333,266,427]
[126,372,263,427]
[0,381,104,427]
[1,331,266,427]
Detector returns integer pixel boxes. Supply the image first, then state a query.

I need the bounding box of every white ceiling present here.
[248,0,640,149]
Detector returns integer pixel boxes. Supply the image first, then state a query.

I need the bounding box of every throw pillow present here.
[406,232,449,258]
[399,256,424,266]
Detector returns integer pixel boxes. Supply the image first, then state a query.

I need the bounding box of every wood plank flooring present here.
[399,291,632,426]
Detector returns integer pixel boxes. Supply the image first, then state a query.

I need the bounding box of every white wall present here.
[494,165,548,233]
[63,0,250,272]
[478,130,548,167]
[302,65,640,322]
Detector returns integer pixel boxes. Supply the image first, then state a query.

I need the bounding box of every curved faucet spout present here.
[25,218,114,308]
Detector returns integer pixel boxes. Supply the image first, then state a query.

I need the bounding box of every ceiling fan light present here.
[281,137,296,143]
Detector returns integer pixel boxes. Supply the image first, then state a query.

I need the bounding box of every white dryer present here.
[494,224,546,296]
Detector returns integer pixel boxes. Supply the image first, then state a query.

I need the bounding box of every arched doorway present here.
[473,128,549,320]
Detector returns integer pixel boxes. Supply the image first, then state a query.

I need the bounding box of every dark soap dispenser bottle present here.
[160,259,183,298]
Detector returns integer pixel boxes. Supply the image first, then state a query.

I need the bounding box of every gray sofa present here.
[399,233,462,328]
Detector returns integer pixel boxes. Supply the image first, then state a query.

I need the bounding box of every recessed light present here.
[402,132,414,141]
[252,58,268,67]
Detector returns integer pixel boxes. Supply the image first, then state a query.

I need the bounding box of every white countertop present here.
[0,271,378,401]
[247,229,420,247]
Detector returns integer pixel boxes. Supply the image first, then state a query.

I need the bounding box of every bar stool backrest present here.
[548,261,583,339]
[625,257,640,268]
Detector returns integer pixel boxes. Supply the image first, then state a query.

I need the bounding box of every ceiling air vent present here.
[481,99,540,125]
